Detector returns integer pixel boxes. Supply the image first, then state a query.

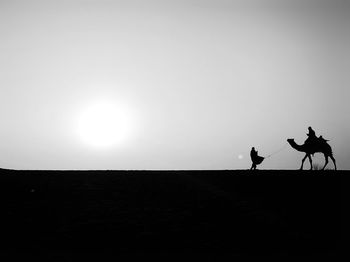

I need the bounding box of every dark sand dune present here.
[0,169,343,258]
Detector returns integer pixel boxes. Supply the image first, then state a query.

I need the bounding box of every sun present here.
[77,100,132,149]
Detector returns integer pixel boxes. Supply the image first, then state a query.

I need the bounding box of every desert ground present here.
[0,169,343,259]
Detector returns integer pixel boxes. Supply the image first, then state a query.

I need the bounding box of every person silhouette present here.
[305,126,317,145]
[307,126,316,138]
[250,147,264,170]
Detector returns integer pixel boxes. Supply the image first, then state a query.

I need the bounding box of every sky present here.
[0,0,349,170]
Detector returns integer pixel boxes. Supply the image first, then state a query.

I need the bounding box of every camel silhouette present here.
[287,138,337,170]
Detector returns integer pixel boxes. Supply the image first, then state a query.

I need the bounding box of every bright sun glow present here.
[77,101,132,149]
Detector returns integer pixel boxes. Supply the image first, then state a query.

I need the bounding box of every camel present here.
[287,138,337,170]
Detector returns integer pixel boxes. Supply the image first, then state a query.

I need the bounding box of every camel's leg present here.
[330,155,337,170]
[308,155,313,170]
[300,154,308,170]
[322,154,329,170]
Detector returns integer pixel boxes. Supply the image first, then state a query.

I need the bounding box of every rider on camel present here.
[305,126,329,145]
[305,126,317,145]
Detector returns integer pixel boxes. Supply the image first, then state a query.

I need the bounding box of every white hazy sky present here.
[0,0,349,170]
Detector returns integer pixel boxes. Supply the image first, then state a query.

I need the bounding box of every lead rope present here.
[264,143,289,159]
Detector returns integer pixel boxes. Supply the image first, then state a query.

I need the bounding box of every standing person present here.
[250,147,264,170]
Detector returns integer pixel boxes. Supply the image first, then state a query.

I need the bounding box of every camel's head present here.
[287,138,294,144]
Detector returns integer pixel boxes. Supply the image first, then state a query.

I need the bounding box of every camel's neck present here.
[288,140,305,152]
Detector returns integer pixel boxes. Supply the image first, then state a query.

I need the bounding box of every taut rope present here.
[264,143,289,159]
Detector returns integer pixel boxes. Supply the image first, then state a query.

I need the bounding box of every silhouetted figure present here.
[305,126,330,146]
[250,147,264,170]
[305,126,317,145]
[307,126,316,138]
